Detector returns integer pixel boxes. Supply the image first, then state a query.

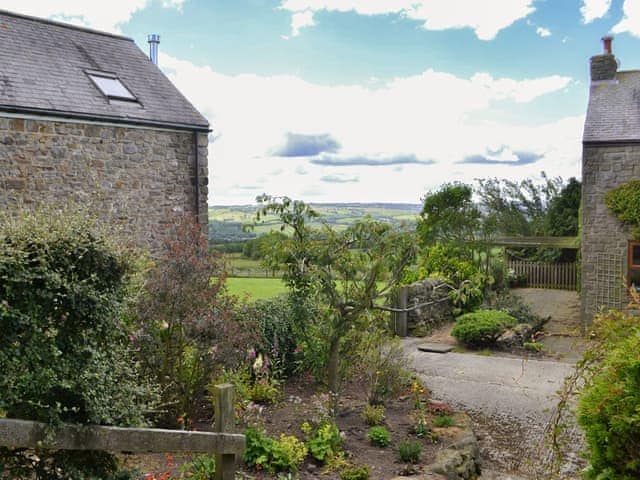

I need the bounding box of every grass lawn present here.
[226,277,287,300]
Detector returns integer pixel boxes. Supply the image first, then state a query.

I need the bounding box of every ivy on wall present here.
[604,180,640,240]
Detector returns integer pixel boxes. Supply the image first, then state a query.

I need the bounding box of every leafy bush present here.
[404,244,490,313]
[302,421,342,462]
[604,180,640,239]
[340,465,370,480]
[482,290,544,326]
[243,428,308,473]
[0,208,155,478]
[234,295,302,377]
[451,309,516,347]
[367,426,391,447]
[356,328,410,405]
[578,332,640,479]
[398,440,422,463]
[361,404,385,426]
[134,215,255,426]
[247,378,281,404]
[180,454,216,480]
[433,415,455,428]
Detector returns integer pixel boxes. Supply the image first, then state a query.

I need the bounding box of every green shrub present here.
[398,440,422,463]
[361,404,385,426]
[340,465,370,480]
[356,328,410,405]
[578,332,640,479]
[243,428,308,473]
[134,215,254,427]
[367,426,391,447]
[604,180,640,239]
[0,208,155,478]
[451,309,516,347]
[482,291,544,326]
[523,341,544,353]
[180,454,216,480]
[235,295,302,377]
[433,415,455,428]
[247,378,281,404]
[302,420,342,463]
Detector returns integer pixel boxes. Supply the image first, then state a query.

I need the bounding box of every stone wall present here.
[581,144,640,323]
[0,115,208,256]
[406,278,455,336]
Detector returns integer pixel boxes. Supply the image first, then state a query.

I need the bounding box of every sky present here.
[4,0,640,205]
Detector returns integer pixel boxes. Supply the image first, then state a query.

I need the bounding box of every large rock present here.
[496,323,534,349]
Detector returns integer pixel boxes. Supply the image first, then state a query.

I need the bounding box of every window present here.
[87,71,136,101]
[628,241,640,291]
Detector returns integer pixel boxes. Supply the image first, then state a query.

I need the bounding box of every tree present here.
[256,195,416,413]
[544,178,581,237]
[417,182,481,255]
[476,172,563,237]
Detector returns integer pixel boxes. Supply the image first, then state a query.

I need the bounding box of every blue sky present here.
[6,0,640,204]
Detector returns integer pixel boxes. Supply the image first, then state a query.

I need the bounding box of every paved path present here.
[403,338,581,477]
[404,338,574,421]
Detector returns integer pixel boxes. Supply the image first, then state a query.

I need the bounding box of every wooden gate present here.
[508,260,577,290]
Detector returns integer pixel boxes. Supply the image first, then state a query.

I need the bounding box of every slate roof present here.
[584,70,640,143]
[0,10,209,131]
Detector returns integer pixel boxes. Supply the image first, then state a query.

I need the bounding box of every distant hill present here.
[209,203,421,243]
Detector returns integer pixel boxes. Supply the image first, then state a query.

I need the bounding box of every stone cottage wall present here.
[0,116,209,256]
[581,144,640,323]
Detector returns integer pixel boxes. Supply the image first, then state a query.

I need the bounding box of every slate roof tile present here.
[584,70,640,142]
[0,10,209,131]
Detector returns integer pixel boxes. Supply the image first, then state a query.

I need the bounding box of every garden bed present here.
[121,376,468,479]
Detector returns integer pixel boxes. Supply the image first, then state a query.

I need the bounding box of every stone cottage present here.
[582,36,640,323]
[0,10,210,255]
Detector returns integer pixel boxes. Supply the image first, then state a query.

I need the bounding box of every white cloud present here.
[536,26,551,37]
[160,53,579,204]
[612,0,640,36]
[1,0,186,33]
[279,0,535,40]
[580,0,612,23]
[290,10,315,37]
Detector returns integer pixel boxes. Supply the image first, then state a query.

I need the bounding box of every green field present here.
[210,203,420,243]
[226,277,287,300]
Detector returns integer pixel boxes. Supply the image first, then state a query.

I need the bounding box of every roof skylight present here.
[87,71,136,101]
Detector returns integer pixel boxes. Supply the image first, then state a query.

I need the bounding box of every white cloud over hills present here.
[280,0,536,40]
[160,53,581,204]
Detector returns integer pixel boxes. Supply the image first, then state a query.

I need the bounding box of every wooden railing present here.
[508,260,578,291]
[0,384,244,480]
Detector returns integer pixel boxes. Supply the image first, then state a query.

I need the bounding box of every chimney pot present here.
[148,34,160,66]
[602,35,613,54]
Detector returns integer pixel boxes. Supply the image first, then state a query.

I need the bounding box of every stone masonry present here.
[406,278,455,335]
[581,144,640,323]
[0,116,209,256]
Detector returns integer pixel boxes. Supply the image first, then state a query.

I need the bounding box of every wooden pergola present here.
[488,236,579,250]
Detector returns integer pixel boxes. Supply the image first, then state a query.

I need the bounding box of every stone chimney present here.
[590,36,617,81]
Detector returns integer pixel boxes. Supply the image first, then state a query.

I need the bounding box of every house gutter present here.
[583,139,640,147]
[0,105,210,133]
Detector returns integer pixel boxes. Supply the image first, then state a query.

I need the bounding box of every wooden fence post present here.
[214,383,236,480]
[397,286,408,337]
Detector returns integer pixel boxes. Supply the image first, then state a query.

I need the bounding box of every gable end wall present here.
[581,143,640,323]
[0,115,209,256]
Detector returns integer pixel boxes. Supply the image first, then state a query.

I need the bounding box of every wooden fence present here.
[0,384,244,480]
[508,260,577,290]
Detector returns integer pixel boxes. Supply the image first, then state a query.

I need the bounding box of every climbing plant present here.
[604,180,640,239]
